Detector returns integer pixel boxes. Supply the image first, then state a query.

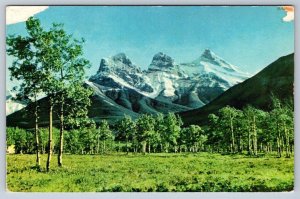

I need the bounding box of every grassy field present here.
[6,153,294,192]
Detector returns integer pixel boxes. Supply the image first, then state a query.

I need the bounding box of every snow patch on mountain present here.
[162,77,176,97]
[6,90,26,115]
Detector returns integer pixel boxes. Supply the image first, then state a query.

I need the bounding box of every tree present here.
[243,106,267,156]
[198,134,208,152]
[258,111,273,153]
[6,18,48,168]
[6,127,16,150]
[218,106,240,153]
[41,21,91,167]
[207,113,223,152]
[17,17,61,171]
[269,97,293,158]
[6,127,26,154]
[116,115,136,154]
[64,129,81,154]
[184,125,204,152]
[98,120,114,154]
[162,113,183,153]
[136,114,155,154]
[243,106,256,155]
[146,127,160,153]
[60,83,92,163]
[155,113,167,152]
[51,32,91,166]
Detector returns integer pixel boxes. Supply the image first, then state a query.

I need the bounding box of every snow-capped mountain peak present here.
[111,53,134,67]
[148,52,175,71]
[90,53,154,94]
[97,53,141,74]
[200,49,217,60]
[89,50,251,109]
[179,49,250,87]
[193,49,238,72]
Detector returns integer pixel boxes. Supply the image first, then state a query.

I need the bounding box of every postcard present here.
[5,5,294,192]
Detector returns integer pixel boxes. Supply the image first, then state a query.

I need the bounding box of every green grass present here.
[6,153,294,192]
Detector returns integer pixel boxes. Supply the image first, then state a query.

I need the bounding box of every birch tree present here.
[7,17,49,169]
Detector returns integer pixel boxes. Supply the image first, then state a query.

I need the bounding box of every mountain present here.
[89,50,250,109]
[180,49,249,87]
[179,53,294,125]
[88,52,192,117]
[89,53,154,95]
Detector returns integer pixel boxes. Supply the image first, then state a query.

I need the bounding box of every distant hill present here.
[179,53,294,125]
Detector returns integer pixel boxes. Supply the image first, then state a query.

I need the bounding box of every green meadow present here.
[6,153,294,192]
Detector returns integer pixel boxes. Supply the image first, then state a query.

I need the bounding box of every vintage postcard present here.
[6,5,294,192]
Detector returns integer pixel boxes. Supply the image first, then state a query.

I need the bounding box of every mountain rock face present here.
[90,53,153,93]
[179,53,294,125]
[89,49,250,109]
[148,52,176,71]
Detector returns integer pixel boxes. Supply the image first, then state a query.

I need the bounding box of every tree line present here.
[7,97,294,159]
[206,98,293,158]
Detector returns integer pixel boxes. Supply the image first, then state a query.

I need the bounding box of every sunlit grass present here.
[6,153,294,192]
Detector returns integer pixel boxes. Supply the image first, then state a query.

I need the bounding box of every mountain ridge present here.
[89,49,250,109]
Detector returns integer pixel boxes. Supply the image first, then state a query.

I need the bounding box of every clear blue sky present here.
[6,6,294,78]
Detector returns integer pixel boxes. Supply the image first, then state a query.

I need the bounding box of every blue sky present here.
[6,6,294,79]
